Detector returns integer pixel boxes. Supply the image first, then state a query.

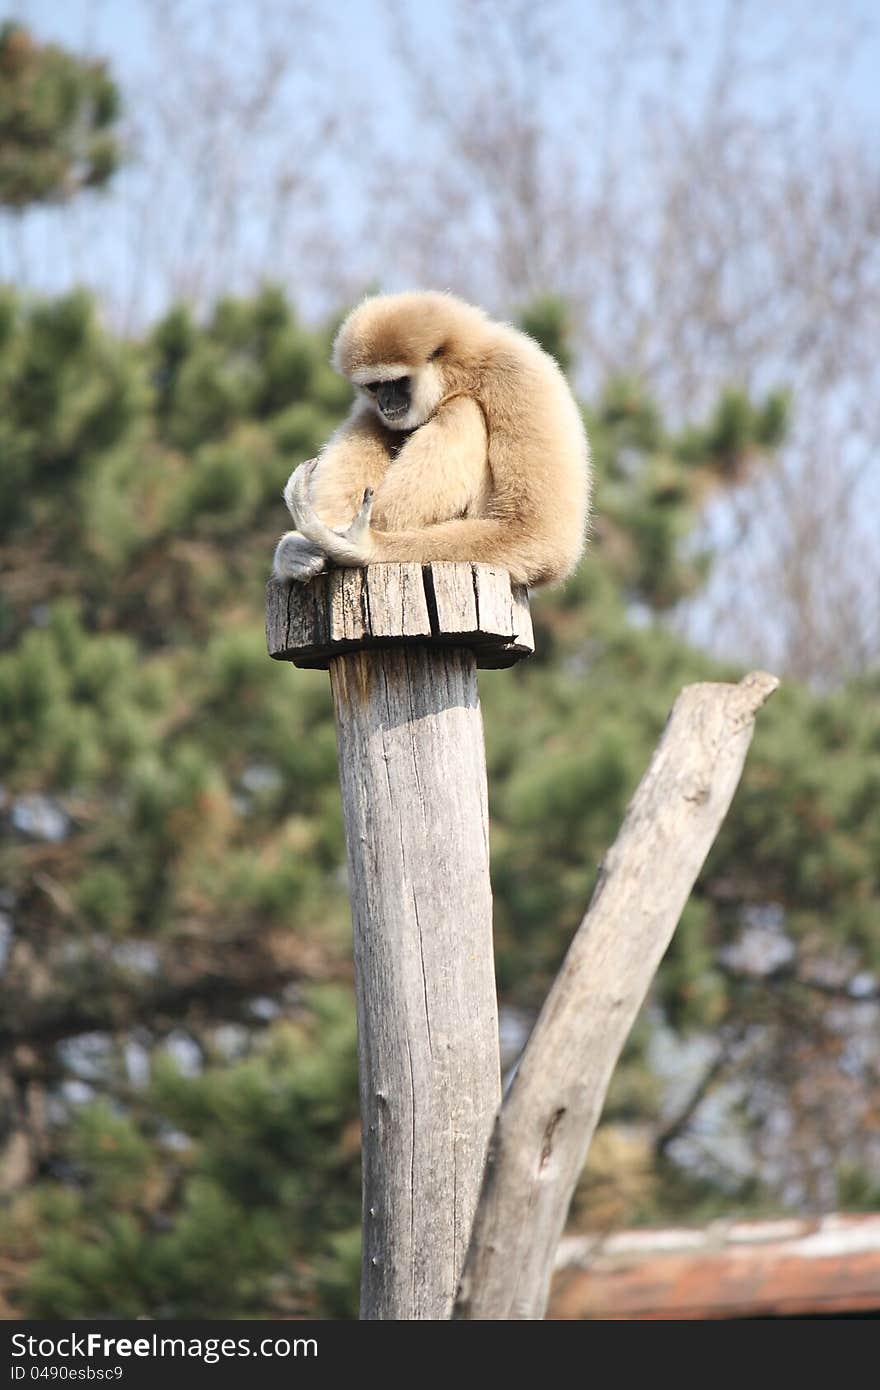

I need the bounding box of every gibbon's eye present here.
[428,344,446,361]
[365,381,382,394]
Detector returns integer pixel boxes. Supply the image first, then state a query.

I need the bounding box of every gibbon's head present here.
[332,291,488,431]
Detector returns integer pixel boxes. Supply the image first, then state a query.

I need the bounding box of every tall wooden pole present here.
[331,644,498,1319]
[267,562,533,1319]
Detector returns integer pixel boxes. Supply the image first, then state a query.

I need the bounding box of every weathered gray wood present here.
[330,644,502,1320]
[268,561,535,1317]
[423,560,478,632]
[509,581,535,655]
[265,563,534,669]
[453,670,779,1321]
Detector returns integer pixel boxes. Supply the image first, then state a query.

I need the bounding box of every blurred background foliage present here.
[0,21,120,210]
[1,3,879,1319]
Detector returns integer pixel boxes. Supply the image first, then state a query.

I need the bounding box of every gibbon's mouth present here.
[373,376,412,424]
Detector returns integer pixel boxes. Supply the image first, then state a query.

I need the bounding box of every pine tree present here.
[0,23,121,209]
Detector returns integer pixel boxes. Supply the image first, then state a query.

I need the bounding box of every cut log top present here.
[266,562,534,670]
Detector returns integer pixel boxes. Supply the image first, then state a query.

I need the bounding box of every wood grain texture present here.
[453,670,779,1321]
[266,563,534,669]
[329,644,502,1320]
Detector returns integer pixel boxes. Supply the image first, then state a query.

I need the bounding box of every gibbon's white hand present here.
[273,459,376,581]
[272,460,325,581]
[272,530,327,582]
[282,458,317,524]
[286,460,375,568]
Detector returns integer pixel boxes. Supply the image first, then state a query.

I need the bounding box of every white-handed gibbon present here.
[272,291,590,588]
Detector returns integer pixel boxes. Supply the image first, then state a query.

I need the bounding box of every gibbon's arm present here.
[274,405,392,582]
[370,396,489,530]
[289,404,392,528]
[286,461,550,587]
[277,396,495,583]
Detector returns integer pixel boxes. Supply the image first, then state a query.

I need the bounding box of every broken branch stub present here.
[453,670,779,1321]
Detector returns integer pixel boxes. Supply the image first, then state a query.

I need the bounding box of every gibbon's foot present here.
[272,530,328,583]
[286,460,375,567]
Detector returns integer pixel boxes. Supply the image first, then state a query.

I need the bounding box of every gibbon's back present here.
[472,318,591,568]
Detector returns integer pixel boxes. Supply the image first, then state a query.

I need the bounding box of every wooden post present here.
[266,562,533,1320]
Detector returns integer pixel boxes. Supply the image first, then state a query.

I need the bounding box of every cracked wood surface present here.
[330,644,501,1320]
[268,562,528,1318]
[453,671,779,1321]
[265,562,534,669]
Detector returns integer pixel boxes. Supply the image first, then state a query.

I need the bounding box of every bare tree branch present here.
[454,670,778,1320]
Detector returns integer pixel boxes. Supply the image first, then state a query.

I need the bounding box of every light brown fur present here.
[273,291,591,587]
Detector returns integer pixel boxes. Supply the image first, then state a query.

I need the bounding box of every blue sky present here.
[5,0,880,328]
[3,0,878,673]
[13,0,880,124]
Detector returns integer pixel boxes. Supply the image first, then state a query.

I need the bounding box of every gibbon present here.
[272,291,591,588]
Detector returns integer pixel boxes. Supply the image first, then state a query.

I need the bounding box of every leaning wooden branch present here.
[453,670,779,1321]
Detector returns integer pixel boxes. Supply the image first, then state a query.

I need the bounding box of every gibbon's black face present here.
[365,376,411,425]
